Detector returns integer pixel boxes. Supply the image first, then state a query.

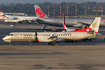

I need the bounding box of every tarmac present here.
[0,19,105,70]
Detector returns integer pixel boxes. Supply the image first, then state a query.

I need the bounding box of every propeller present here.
[33,29,38,43]
[35,29,38,43]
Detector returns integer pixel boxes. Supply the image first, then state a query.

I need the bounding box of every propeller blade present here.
[35,30,38,43]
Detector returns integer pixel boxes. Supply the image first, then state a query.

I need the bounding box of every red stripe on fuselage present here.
[102,19,105,21]
[0,15,5,17]
[68,27,98,34]
[68,27,92,32]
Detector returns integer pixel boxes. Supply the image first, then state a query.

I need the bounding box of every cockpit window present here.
[8,34,13,36]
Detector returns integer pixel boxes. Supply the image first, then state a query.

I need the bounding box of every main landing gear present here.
[83,39,92,42]
[9,41,17,45]
[9,42,11,45]
[48,42,54,46]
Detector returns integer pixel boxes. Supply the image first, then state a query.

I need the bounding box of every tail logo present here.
[92,23,98,28]
[87,29,90,32]
[36,8,45,18]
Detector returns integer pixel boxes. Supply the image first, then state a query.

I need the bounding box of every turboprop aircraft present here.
[34,5,105,28]
[2,16,101,46]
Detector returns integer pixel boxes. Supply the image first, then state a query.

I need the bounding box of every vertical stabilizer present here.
[34,5,49,19]
[0,10,5,17]
[63,14,76,31]
[63,14,68,30]
[89,17,101,33]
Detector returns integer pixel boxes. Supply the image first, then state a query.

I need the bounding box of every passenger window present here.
[24,34,27,36]
[68,34,69,36]
[14,34,16,36]
[20,34,22,36]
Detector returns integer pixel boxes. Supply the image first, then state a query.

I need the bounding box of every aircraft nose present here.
[2,37,6,40]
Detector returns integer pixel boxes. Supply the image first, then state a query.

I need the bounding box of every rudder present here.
[89,17,101,33]
[34,5,49,19]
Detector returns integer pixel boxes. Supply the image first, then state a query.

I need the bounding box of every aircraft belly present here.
[38,36,53,42]
[56,38,65,42]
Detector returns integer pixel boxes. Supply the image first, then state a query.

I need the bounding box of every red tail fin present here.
[34,5,49,19]
[63,14,65,29]
[0,10,5,17]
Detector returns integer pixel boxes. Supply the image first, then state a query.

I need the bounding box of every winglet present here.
[63,14,68,29]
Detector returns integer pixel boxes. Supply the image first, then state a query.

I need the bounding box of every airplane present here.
[34,5,105,28]
[0,10,37,23]
[63,14,101,41]
[2,17,101,46]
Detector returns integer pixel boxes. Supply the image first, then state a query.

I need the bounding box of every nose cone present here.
[2,37,6,41]
[2,36,11,42]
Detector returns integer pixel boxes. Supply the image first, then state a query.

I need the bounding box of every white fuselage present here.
[2,32,95,42]
[5,19,23,23]
[36,18,105,27]
[4,15,37,23]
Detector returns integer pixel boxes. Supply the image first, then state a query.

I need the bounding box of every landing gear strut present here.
[15,41,17,45]
[9,42,11,45]
[48,42,54,46]
[89,39,91,41]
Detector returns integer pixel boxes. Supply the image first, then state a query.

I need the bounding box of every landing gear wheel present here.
[9,42,11,45]
[89,39,91,41]
[48,42,51,45]
[71,40,74,43]
[15,41,17,45]
[51,42,54,46]
[83,39,86,42]
[48,42,54,46]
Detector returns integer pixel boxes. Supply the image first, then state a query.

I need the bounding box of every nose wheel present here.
[9,42,11,45]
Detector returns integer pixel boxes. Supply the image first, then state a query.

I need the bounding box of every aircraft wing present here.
[78,22,90,26]
[73,22,90,28]
[47,34,57,41]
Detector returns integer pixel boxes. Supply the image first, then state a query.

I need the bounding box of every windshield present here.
[8,34,13,36]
